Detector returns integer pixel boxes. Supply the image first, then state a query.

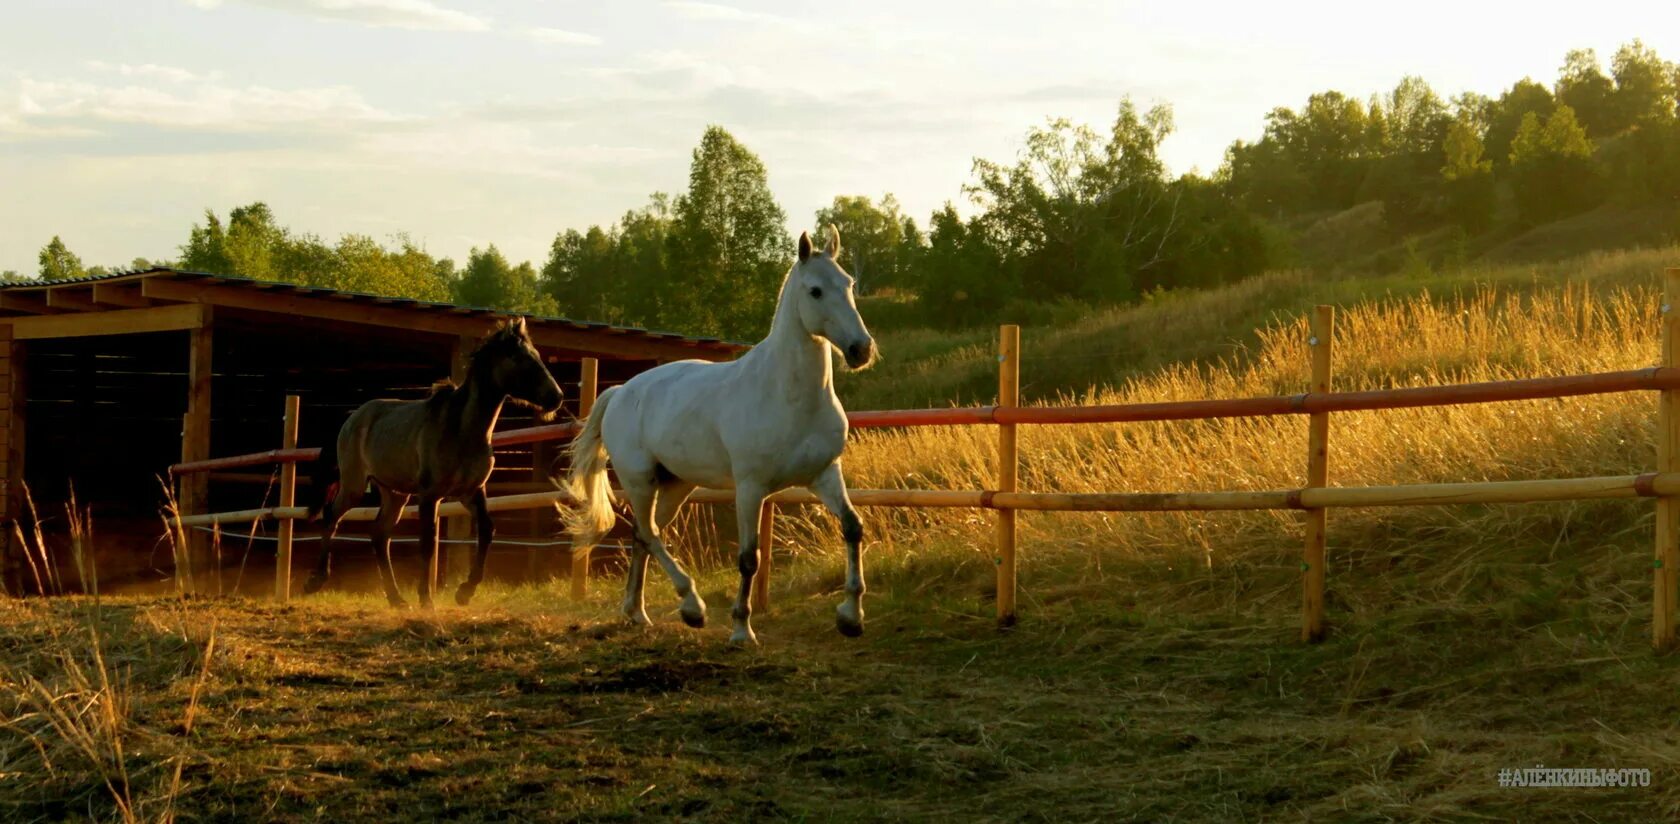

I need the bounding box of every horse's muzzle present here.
[844,339,877,370]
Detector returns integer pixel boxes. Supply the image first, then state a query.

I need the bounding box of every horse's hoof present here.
[727,627,759,647]
[454,585,476,606]
[679,593,707,628]
[624,612,652,628]
[302,576,327,595]
[836,603,865,637]
[387,596,409,610]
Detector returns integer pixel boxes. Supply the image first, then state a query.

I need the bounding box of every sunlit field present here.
[7,246,1680,821]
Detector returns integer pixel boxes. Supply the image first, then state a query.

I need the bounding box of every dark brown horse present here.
[304,318,563,608]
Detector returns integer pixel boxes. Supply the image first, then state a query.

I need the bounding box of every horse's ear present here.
[513,316,528,336]
[798,230,812,263]
[824,224,841,259]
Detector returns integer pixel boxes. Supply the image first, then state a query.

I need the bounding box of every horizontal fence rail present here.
[171,368,1680,476]
[163,266,1680,651]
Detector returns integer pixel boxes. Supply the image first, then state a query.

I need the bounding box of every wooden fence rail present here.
[168,267,1680,649]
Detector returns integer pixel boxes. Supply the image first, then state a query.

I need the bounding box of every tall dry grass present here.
[774,279,1669,618]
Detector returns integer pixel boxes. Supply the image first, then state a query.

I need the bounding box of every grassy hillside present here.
[841,243,1680,410]
[7,244,1680,820]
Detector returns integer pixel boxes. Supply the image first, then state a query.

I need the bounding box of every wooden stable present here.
[0,269,745,595]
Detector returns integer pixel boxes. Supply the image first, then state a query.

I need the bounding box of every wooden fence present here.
[171,267,1680,649]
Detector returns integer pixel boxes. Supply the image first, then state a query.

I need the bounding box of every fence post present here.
[996,324,1020,626]
[752,502,774,613]
[571,357,599,600]
[1656,269,1680,650]
[1301,305,1335,642]
[275,395,300,602]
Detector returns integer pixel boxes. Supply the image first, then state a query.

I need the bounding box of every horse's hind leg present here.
[454,490,493,606]
[372,487,409,609]
[809,462,866,637]
[620,474,705,628]
[303,479,358,595]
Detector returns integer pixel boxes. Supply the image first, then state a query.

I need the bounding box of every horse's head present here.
[477,317,564,418]
[793,225,877,370]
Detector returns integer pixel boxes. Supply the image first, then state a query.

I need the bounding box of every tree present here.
[454,245,556,315]
[1611,40,1677,127]
[1555,49,1618,137]
[38,236,85,281]
[1509,105,1602,223]
[1441,116,1495,232]
[667,126,790,339]
[0,270,29,283]
[814,194,909,292]
[1486,78,1556,169]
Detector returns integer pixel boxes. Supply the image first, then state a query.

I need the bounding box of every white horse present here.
[563,226,876,645]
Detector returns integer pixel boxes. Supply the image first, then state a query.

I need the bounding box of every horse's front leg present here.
[454,490,494,606]
[810,463,865,637]
[373,487,410,609]
[729,484,771,646]
[416,496,440,609]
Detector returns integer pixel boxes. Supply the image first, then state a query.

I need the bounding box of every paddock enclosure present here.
[162,266,1680,651]
[0,269,746,596]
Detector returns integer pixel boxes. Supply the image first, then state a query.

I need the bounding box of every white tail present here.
[562,385,620,545]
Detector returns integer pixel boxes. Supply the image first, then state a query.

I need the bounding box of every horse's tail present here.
[306,429,341,522]
[561,385,620,546]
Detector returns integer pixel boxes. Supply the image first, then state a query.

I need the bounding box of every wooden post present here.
[1301,305,1335,642]
[527,439,554,583]
[751,502,774,612]
[443,335,474,590]
[0,330,21,596]
[996,324,1020,626]
[275,395,300,602]
[181,312,213,593]
[1656,269,1680,650]
[570,357,599,600]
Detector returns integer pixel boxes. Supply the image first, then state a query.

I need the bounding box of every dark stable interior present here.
[21,313,654,595]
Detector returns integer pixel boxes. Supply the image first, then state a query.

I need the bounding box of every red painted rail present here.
[170,367,1680,475]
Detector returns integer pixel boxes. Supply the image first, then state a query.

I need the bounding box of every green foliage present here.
[177,202,461,304]
[1611,40,1678,127]
[37,236,85,281]
[1555,49,1618,137]
[666,126,790,339]
[1441,116,1495,232]
[1485,78,1556,169]
[813,194,913,293]
[454,245,556,315]
[534,128,794,339]
[1509,105,1603,223]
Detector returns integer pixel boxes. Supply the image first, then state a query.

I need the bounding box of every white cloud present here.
[85,61,207,83]
[13,76,398,132]
[522,27,603,47]
[186,0,490,32]
[662,1,800,29]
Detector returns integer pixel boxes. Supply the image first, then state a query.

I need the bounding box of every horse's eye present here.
[809,287,823,299]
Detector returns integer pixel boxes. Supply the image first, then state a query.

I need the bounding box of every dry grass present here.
[4,246,1680,820]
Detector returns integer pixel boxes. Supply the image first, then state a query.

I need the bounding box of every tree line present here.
[16,40,1679,337]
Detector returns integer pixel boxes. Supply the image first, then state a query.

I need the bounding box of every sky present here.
[2,0,1677,276]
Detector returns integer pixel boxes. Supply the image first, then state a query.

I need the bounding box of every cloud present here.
[662,1,800,29]
[185,0,490,31]
[521,27,603,47]
[10,76,400,134]
[85,61,208,84]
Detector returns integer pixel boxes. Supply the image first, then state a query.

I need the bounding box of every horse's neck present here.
[749,282,834,401]
[447,369,504,445]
